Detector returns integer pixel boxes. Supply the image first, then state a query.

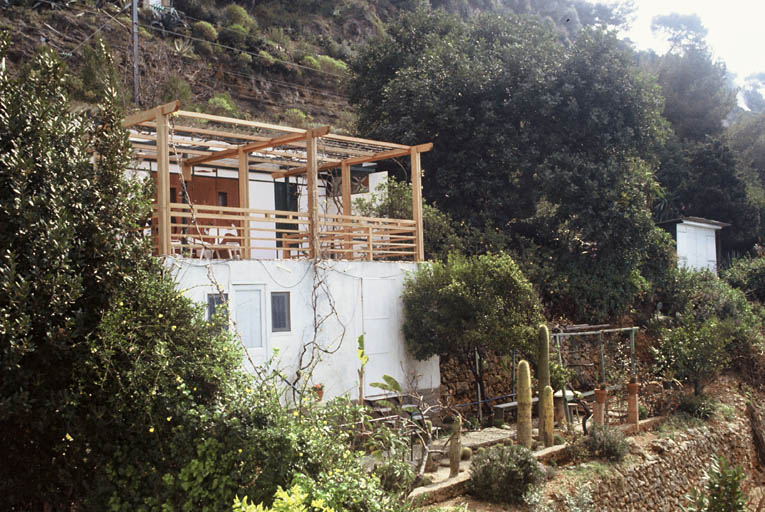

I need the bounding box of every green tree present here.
[401,252,543,409]
[651,12,708,52]
[684,456,746,512]
[352,11,669,321]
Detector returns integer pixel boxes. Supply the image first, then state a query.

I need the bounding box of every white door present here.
[362,278,401,395]
[233,284,267,366]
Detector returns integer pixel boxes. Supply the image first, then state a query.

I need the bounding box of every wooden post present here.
[627,380,639,430]
[238,149,251,259]
[410,149,425,261]
[342,161,352,257]
[306,131,319,259]
[155,110,171,256]
[593,386,607,425]
[367,226,373,261]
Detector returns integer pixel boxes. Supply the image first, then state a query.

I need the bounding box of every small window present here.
[271,292,290,332]
[218,191,228,207]
[207,293,228,325]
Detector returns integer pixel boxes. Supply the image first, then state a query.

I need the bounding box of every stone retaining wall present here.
[554,413,760,511]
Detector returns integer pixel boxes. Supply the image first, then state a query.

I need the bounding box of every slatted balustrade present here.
[147,203,417,261]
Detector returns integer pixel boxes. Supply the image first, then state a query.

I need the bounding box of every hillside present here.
[0,0,627,129]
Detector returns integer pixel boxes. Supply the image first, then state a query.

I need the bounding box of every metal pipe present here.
[554,333,572,426]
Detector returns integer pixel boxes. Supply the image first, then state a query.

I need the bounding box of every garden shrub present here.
[685,456,746,512]
[192,20,218,42]
[722,256,765,302]
[284,107,309,127]
[583,424,629,462]
[653,316,731,395]
[467,445,544,504]
[678,393,717,420]
[161,73,192,103]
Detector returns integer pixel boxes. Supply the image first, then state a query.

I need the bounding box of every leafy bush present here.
[653,316,731,395]
[685,456,746,512]
[301,54,321,70]
[722,256,765,302]
[316,54,349,75]
[224,4,256,29]
[583,424,629,462]
[258,49,276,66]
[161,73,192,103]
[208,92,240,117]
[219,24,249,49]
[467,445,544,504]
[284,107,309,127]
[236,51,253,70]
[403,252,543,361]
[192,20,218,42]
[678,393,717,420]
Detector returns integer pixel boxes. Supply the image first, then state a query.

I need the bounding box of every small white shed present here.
[659,217,729,273]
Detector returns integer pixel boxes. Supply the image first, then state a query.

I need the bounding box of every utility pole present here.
[132,0,139,105]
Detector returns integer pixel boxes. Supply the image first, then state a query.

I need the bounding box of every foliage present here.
[258,50,276,66]
[467,445,544,505]
[224,4,256,30]
[233,485,335,512]
[301,55,321,70]
[67,38,128,107]
[316,54,348,75]
[402,252,543,362]
[683,456,746,512]
[655,46,736,141]
[354,178,464,260]
[722,256,765,302]
[208,91,241,117]
[284,107,309,127]
[351,10,669,322]
[652,316,731,395]
[236,51,254,69]
[161,73,193,104]
[219,24,249,49]
[678,393,717,420]
[192,20,218,42]
[583,424,629,462]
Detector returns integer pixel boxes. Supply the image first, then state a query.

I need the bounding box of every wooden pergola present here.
[122,101,432,261]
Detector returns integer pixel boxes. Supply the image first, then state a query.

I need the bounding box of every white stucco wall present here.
[676,221,720,272]
[169,258,440,400]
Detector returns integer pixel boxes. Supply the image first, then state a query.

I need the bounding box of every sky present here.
[594,0,765,85]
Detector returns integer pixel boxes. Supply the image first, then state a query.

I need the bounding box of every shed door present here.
[362,278,401,395]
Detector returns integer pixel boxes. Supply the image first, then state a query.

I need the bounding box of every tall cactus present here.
[542,385,554,447]
[537,324,551,437]
[517,359,532,449]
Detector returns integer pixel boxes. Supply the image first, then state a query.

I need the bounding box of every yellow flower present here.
[166,416,172,422]
[293,411,299,417]
[158,313,164,319]
[149,427,155,433]
[119,301,123,307]
[64,433,73,442]
[171,325,177,331]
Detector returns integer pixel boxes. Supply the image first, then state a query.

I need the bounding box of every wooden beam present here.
[176,110,306,133]
[122,100,180,128]
[238,149,251,259]
[324,133,410,150]
[411,148,425,261]
[156,111,171,256]
[342,161,352,256]
[306,132,319,259]
[270,142,433,179]
[183,126,330,167]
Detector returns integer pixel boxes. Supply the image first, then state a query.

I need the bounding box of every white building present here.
[658,217,729,273]
[123,102,440,401]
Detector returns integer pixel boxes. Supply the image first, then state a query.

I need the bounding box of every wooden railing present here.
[153,203,417,261]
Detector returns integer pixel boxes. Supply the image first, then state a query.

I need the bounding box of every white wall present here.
[676,222,720,272]
[169,258,440,401]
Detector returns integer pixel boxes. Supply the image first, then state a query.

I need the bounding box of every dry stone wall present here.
[439,352,515,408]
[555,413,761,511]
